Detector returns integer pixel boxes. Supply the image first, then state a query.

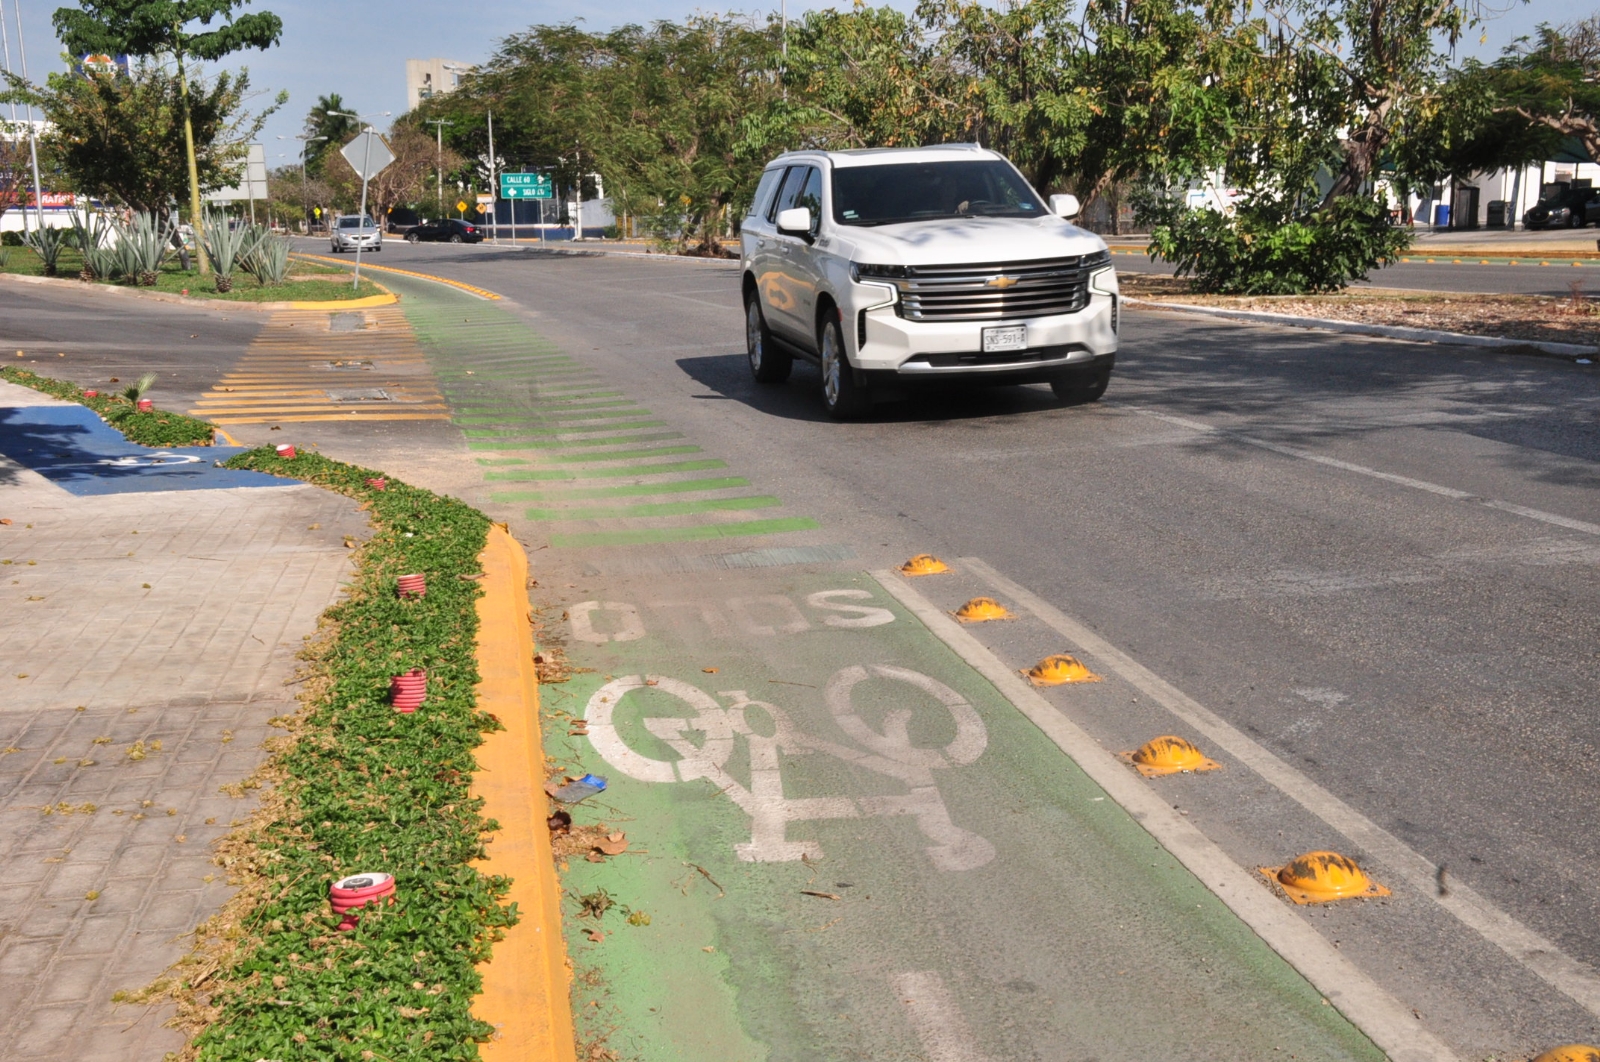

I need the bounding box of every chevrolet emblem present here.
[987,275,1018,289]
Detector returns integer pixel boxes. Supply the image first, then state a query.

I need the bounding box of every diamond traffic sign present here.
[499,172,553,200]
[340,131,395,181]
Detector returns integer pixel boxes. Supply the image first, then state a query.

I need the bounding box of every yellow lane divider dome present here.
[900,554,951,576]
[954,597,1011,622]
[1121,735,1221,777]
[1259,851,1390,905]
[1024,654,1101,686]
[1534,1046,1600,1062]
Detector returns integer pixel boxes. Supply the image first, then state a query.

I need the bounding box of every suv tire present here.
[820,312,870,419]
[1050,366,1111,404]
[746,293,792,383]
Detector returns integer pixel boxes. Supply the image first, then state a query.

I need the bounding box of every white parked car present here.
[740,144,1119,418]
[330,214,382,253]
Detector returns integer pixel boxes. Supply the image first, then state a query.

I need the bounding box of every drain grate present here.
[325,388,392,403]
[319,360,375,371]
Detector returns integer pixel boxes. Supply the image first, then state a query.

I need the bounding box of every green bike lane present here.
[381,272,1398,1062]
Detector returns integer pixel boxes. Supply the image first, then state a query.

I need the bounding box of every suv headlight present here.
[850,262,908,283]
[1081,249,1111,269]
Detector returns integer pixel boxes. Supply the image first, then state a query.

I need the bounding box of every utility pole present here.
[9,0,47,236]
[427,119,452,218]
[486,109,497,244]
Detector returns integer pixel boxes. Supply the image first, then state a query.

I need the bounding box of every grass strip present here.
[140,448,511,1062]
[1,365,216,446]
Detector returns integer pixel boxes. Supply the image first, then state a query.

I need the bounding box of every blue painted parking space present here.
[0,405,289,495]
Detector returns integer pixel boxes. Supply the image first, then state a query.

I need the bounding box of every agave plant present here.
[240,229,291,286]
[114,213,173,287]
[23,225,69,277]
[68,214,121,282]
[201,210,262,294]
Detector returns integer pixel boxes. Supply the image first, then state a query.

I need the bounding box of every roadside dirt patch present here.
[1120,272,1600,349]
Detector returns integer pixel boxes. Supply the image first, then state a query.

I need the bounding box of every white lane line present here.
[1132,407,1600,536]
[891,971,997,1062]
[874,571,1460,1062]
[961,556,1600,1024]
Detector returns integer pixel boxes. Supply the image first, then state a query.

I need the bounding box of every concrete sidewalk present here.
[0,381,367,1060]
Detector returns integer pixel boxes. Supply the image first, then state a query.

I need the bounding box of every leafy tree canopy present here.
[53,0,282,62]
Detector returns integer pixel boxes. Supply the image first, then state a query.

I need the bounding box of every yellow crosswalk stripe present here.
[191,306,451,425]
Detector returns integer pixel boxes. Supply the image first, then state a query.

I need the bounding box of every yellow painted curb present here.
[295,253,504,300]
[288,291,398,310]
[470,525,577,1062]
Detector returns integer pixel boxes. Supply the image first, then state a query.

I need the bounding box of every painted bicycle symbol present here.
[583,664,995,871]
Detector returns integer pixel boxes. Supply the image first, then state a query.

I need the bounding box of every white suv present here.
[740,144,1119,418]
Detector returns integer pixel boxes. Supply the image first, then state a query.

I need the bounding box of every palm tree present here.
[304,94,359,177]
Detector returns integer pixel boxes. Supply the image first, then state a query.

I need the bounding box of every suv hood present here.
[830,215,1107,266]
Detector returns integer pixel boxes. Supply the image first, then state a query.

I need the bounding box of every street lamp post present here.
[278,134,327,233]
[2,0,48,236]
[426,119,453,218]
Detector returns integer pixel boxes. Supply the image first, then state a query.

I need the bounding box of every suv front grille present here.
[894,256,1094,321]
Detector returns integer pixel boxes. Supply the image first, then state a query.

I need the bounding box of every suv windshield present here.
[831,160,1045,226]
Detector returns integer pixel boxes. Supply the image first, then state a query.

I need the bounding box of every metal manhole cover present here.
[319,360,375,371]
[325,389,392,403]
[328,312,368,333]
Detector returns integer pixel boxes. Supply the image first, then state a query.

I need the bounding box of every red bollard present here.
[330,872,396,931]
[366,477,387,491]
[396,573,426,600]
[83,390,98,398]
[275,444,297,459]
[137,398,154,412]
[390,668,426,712]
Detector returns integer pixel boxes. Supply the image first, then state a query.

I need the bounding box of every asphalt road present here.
[370,240,1600,1056]
[8,246,1600,1059]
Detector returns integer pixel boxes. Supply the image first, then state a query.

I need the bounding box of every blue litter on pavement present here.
[0,405,289,495]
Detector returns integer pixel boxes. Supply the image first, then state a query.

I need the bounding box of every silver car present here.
[330,214,382,253]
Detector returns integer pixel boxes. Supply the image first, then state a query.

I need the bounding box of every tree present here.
[304,93,358,177]
[54,0,284,272]
[21,62,273,215]
[321,123,461,226]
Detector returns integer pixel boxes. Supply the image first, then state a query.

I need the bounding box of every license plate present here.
[982,325,1027,353]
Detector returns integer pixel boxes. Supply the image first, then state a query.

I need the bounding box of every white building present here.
[1409,158,1600,230]
[405,59,472,112]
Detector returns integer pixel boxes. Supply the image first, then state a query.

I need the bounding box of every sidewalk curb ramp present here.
[470,524,577,1062]
[0,268,398,310]
[1126,297,1600,359]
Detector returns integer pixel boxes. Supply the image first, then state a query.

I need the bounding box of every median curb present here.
[0,268,396,311]
[1125,297,1599,360]
[470,524,577,1062]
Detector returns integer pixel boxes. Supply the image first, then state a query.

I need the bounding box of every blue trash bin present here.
[1433,203,1451,227]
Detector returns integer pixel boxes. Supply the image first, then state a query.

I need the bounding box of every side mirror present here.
[777,206,813,238]
[1050,194,1081,219]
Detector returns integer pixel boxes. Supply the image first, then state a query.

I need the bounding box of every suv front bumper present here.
[849,284,1119,380]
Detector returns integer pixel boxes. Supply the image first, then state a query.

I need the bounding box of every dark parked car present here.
[404,218,483,244]
[1523,185,1599,229]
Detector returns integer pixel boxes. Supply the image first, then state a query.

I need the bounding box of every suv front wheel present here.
[1050,366,1111,404]
[820,312,870,419]
[746,293,792,383]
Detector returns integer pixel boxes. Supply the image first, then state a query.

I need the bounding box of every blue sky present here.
[0,0,1577,172]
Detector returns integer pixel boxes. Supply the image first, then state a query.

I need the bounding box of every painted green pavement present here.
[372,272,1389,1062]
[544,572,1384,1062]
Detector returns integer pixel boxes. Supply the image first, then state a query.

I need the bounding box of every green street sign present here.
[499,172,553,200]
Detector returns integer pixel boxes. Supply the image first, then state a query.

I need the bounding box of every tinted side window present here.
[797,168,823,234]
[770,166,810,222]
[749,167,785,221]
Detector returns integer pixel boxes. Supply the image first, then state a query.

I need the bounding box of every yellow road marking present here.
[295,253,503,300]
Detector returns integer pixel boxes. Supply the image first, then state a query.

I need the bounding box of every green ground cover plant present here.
[127,448,509,1062]
[0,244,383,301]
[0,365,217,446]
